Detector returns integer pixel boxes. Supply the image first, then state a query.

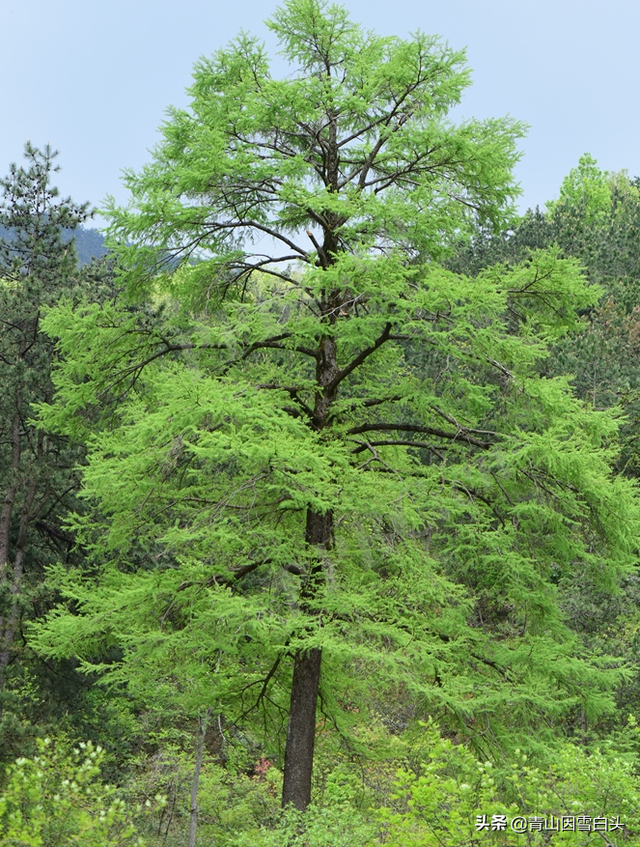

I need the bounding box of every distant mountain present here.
[0,225,108,266]
[71,227,108,265]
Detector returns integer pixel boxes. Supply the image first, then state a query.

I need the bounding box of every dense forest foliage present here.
[2,2,640,844]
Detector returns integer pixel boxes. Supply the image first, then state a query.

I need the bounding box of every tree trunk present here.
[0,480,37,715]
[281,352,335,810]
[0,409,24,714]
[281,646,322,810]
[281,500,333,809]
[280,264,340,809]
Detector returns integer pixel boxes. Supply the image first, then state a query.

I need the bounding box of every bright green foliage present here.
[170,718,640,847]
[0,738,154,846]
[31,0,640,816]
[546,153,612,224]
[35,247,640,752]
[376,721,640,846]
[236,804,377,847]
[447,157,640,465]
[446,159,640,742]
[445,208,554,278]
[104,0,524,300]
[121,740,283,847]
[547,157,640,289]
[547,167,640,411]
[450,155,640,292]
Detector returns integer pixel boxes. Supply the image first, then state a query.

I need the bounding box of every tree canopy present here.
[0,144,95,756]
[16,1,640,840]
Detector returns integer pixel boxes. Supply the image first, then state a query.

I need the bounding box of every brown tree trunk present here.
[0,410,23,714]
[0,479,37,714]
[281,332,337,810]
[281,646,322,810]
[0,412,22,568]
[280,507,332,810]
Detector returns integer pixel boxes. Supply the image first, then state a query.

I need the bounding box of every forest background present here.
[2,2,640,845]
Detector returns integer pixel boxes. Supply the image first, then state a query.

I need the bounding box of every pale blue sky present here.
[2,0,638,221]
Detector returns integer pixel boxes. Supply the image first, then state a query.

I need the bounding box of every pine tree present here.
[0,144,90,746]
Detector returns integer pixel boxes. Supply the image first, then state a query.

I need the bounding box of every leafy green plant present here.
[378,722,640,846]
[31,0,640,820]
[0,738,158,846]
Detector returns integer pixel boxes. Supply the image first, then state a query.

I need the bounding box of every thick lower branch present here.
[351,438,446,454]
[347,422,491,449]
[327,322,392,392]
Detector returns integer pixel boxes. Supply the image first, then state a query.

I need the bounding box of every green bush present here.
[378,723,640,846]
[0,738,159,846]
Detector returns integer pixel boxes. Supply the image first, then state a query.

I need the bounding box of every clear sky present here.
[2,0,638,222]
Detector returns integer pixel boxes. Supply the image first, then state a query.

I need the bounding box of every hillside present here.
[0,224,107,266]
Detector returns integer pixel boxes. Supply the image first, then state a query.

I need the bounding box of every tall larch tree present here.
[34,0,640,815]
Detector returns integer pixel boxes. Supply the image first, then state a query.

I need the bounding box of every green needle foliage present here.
[0,143,95,759]
[32,0,640,815]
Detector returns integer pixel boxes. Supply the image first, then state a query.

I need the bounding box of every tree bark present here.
[0,412,22,568]
[281,646,322,811]
[0,479,37,714]
[281,329,337,811]
[0,409,24,714]
[280,507,331,810]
